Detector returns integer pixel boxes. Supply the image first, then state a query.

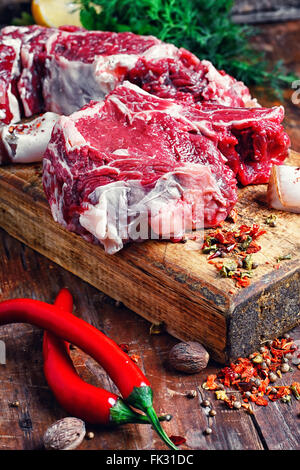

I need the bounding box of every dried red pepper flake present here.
[204,335,298,411]
[255,397,268,406]
[169,435,186,446]
[130,354,140,363]
[227,209,238,223]
[202,223,267,288]
[246,242,261,254]
[204,374,219,390]
[234,276,251,288]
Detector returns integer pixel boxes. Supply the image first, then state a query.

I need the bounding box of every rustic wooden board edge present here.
[227,268,300,359]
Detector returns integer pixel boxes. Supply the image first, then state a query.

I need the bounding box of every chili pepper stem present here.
[145,406,178,451]
[110,398,171,425]
[126,385,178,450]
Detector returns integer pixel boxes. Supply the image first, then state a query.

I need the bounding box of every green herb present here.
[252,354,263,364]
[240,236,252,251]
[203,244,218,254]
[220,260,238,278]
[12,12,35,26]
[77,0,298,95]
[281,395,291,404]
[243,254,253,270]
[277,254,292,262]
[265,214,277,226]
[291,384,300,400]
[149,321,165,335]
[240,271,253,279]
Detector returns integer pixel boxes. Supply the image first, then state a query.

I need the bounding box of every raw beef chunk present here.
[76,82,289,185]
[0,38,21,125]
[1,25,255,117]
[42,28,256,114]
[0,25,289,187]
[181,102,290,185]
[127,54,255,108]
[43,83,238,253]
[1,25,55,117]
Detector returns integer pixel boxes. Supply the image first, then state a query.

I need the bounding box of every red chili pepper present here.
[44,289,170,427]
[0,297,177,450]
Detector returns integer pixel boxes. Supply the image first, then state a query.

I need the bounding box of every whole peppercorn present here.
[252,354,263,364]
[186,390,197,399]
[163,414,173,422]
[252,262,259,269]
[204,427,212,435]
[254,378,261,387]
[280,363,290,373]
[209,409,217,417]
[201,399,211,408]
[9,401,20,408]
[269,372,277,383]
[233,401,242,409]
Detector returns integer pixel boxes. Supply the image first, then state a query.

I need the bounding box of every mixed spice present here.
[202,223,267,288]
[203,336,300,412]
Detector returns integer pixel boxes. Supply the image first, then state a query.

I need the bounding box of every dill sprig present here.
[12,12,35,26]
[77,0,297,97]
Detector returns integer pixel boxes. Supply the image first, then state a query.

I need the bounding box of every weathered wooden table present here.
[0,21,299,451]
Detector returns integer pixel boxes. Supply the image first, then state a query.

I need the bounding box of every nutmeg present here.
[168,341,209,374]
[43,417,86,450]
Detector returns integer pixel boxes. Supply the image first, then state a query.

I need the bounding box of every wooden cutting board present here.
[0,152,299,363]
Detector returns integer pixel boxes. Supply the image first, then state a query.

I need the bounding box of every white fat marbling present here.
[0,112,59,163]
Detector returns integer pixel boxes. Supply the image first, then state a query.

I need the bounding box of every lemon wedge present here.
[32,0,82,28]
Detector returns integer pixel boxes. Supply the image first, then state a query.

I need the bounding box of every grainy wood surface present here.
[0,19,299,450]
